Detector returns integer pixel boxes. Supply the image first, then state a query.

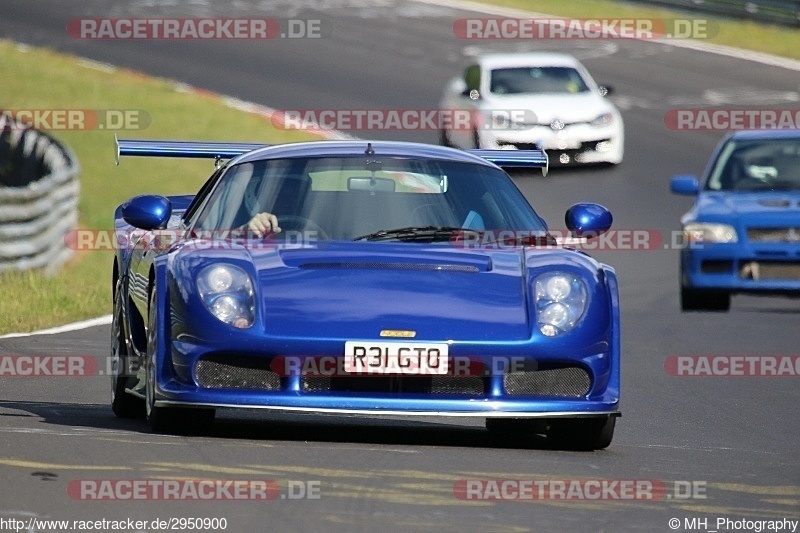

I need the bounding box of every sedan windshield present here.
[489,66,590,95]
[192,156,548,241]
[707,138,800,191]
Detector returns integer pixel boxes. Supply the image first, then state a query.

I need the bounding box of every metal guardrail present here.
[628,0,800,26]
[0,119,80,274]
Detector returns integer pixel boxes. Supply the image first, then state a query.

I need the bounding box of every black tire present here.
[111,279,144,418]
[145,288,215,434]
[485,418,547,435]
[548,416,616,451]
[680,285,730,312]
[472,129,481,149]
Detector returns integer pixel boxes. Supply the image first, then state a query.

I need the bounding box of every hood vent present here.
[758,199,791,208]
[298,261,480,273]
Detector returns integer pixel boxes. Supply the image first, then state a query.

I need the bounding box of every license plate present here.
[344,341,449,375]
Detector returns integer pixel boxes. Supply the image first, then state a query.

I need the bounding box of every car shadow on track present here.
[0,400,605,452]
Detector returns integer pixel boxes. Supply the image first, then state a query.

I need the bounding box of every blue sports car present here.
[671,129,800,311]
[111,138,620,449]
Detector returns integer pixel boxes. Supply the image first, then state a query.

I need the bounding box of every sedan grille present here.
[739,261,800,280]
[504,366,591,397]
[746,227,800,243]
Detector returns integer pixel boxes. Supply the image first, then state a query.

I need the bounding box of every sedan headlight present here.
[197,264,255,328]
[590,113,614,127]
[683,223,738,244]
[534,272,588,337]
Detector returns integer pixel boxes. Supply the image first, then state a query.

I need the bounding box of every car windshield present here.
[489,66,590,95]
[192,156,548,241]
[706,138,800,191]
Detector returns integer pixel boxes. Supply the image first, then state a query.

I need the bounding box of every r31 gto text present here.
[351,346,444,369]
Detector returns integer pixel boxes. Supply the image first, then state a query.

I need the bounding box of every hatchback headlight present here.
[534,272,588,337]
[590,113,614,127]
[197,264,255,328]
[683,223,738,244]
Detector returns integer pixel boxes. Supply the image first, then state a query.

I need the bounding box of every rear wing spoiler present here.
[116,137,548,176]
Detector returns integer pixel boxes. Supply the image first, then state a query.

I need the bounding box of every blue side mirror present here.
[565,203,613,238]
[670,175,699,196]
[121,195,172,230]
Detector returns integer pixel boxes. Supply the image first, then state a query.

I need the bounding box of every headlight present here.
[534,272,588,337]
[590,113,613,127]
[197,264,255,328]
[683,223,738,244]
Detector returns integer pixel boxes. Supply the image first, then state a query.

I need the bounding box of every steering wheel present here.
[277,215,330,241]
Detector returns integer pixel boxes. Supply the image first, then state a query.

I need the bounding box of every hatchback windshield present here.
[489,66,590,95]
[193,156,548,241]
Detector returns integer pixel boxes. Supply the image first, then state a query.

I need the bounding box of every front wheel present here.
[111,278,144,418]
[680,285,730,312]
[145,287,215,434]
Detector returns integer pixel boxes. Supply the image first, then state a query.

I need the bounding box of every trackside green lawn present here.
[0,40,317,334]
[472,0,800,60]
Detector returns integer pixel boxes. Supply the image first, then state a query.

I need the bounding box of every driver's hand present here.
[247,212,281,235]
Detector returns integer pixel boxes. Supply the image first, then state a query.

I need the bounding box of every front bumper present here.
[681,243,800,293]
[154,339,620,416]
[478,122,623,165]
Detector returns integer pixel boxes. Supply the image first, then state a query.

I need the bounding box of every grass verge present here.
[468,0,800,60]
[0,39,317,334]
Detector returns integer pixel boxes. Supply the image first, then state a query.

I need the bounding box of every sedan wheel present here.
[680,285,730,312]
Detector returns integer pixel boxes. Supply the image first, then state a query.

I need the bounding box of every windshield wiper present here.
[353,226,479,242]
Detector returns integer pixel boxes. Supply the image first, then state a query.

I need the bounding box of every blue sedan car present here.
[671,130,800,311]
[111,138,620,449]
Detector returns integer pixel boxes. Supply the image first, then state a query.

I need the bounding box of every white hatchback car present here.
[439,52,624,165]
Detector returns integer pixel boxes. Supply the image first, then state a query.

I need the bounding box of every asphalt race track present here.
[1,1,799,531]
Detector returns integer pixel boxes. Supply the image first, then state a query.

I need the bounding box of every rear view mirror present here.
[348,177,396,192]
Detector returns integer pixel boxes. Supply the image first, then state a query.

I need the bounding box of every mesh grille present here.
[301,376,485,395]
[195,357,282,390]
[430,376,484,395]
[504,367,591,397]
